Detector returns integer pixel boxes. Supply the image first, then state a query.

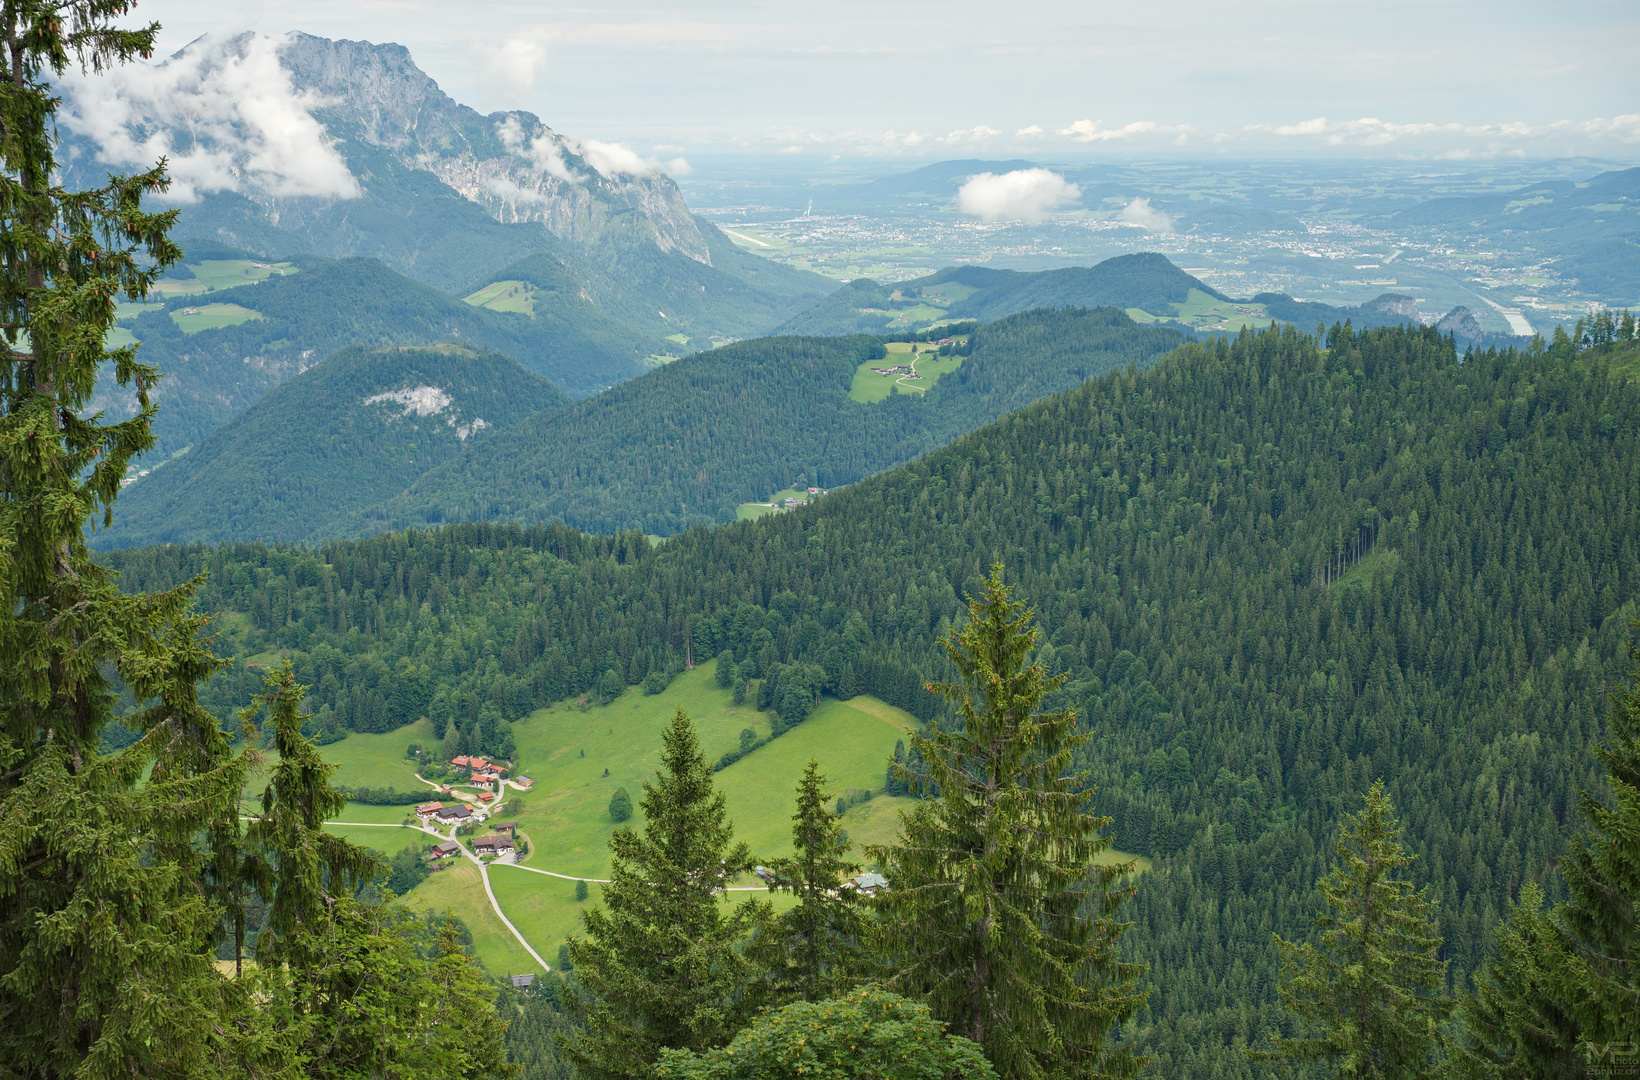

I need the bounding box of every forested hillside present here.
[348,307,1182,536]
[96,345,566,548]
[106,324,1640,1075]
[100,255,665,459]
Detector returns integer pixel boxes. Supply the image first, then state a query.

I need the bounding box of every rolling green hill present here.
[94,254,666,462]
[102,322,1640,1073]
[95,344,567,548]
[349,307,1182,536]
[774,253,1227,336]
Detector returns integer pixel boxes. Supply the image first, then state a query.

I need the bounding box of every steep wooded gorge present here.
[104,325,1640,1075]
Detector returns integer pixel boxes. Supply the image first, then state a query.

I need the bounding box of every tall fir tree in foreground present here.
[565,708,770,1079]
[0,2,253,1075]
[1449,628,1640,1074]
[869,565,1146,1080]
[1445,883,1583,1080]
[1256,781,1450,1079]
[759,760,865,1003]
[1556,632,1640,1047]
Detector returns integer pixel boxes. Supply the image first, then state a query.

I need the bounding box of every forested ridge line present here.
[105,323,1640,1075]
[346,306,1183,537]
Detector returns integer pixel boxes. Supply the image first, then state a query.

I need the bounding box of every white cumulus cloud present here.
[59,32,360,203]
[957,168,1081,223]
[478,30,553,98]
[1061,118,1166,142]
[1118,197,1174,233]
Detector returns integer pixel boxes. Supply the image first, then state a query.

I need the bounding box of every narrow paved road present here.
[313,819,551,973]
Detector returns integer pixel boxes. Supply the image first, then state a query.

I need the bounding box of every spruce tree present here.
[868,565,1146,1080]
[1445,883,1583,1080]
[1257,781,1450,1079]
[760,760,865,1003]
[1556,635,1640,1046]
[565,708,770,1078]
[242,663,378,967]
[0,2,250,1075]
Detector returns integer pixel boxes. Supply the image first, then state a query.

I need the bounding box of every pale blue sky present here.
[135,0,1639,160]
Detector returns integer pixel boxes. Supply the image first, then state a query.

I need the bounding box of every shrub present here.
[608,787,633,823]
[653,986,996,1079]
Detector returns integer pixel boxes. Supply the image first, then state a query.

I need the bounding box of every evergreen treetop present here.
[1258,781,1450,1079]
[759,760,864,1004]
[1556,634,1640,1043]
[565,708,769,1079]
[0,3,251,1074]
[870,564,1145,1080]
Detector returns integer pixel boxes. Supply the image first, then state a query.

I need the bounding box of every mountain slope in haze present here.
[95,253,665,459]
[774,253,1226,336]
[96,344,565,548]
[61,32,837,338]
[349,307,1183,537]
[1391,165,1640,302]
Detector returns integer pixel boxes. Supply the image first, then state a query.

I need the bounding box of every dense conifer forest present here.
[351,306,1183,536]
[105,323,1640,1075]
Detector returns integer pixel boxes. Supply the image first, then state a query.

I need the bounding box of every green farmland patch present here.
[849,341,963,403]
[149,259,297,302]
[170,303,264,334]
[463,280,535,315]
[400,859,543,975]
[1168,288,1274,332]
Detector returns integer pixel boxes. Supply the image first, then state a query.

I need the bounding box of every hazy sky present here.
[133,0,1639,161]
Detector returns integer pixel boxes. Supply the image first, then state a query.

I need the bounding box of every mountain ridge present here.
[97,343,566,548]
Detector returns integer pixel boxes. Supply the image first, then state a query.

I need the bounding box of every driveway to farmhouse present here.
[315,816,552,974]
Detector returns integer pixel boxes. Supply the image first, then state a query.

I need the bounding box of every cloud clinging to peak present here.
[59,32,360,203]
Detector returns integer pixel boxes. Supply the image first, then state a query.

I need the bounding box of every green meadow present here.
[736,486,820,521]
[849,341,964,403]
[400,859,543,975]
[462,279,535,315]
[311,661,917,972]
[170,303,264,334]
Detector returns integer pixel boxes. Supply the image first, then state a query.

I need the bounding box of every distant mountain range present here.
[1390,166,1640,303]
[771,252,1493,342]
[63,31,840,458]
[62,33,835,337]
[94,252,665,460]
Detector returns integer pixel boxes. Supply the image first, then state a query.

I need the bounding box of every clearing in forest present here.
[848,340,964,403]
[169,303,264,334]
[462,280,536,315]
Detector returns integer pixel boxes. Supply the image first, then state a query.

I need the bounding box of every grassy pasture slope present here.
[849,341,964,403]
[400,859,542,975]
[169,303,264,334]
[283,660,1136,974]
[463,279,536,315]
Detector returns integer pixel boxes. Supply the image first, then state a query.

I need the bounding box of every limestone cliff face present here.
[1358,293,1422,321]
[273,33,711,265]
[1435,306,1485,338]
